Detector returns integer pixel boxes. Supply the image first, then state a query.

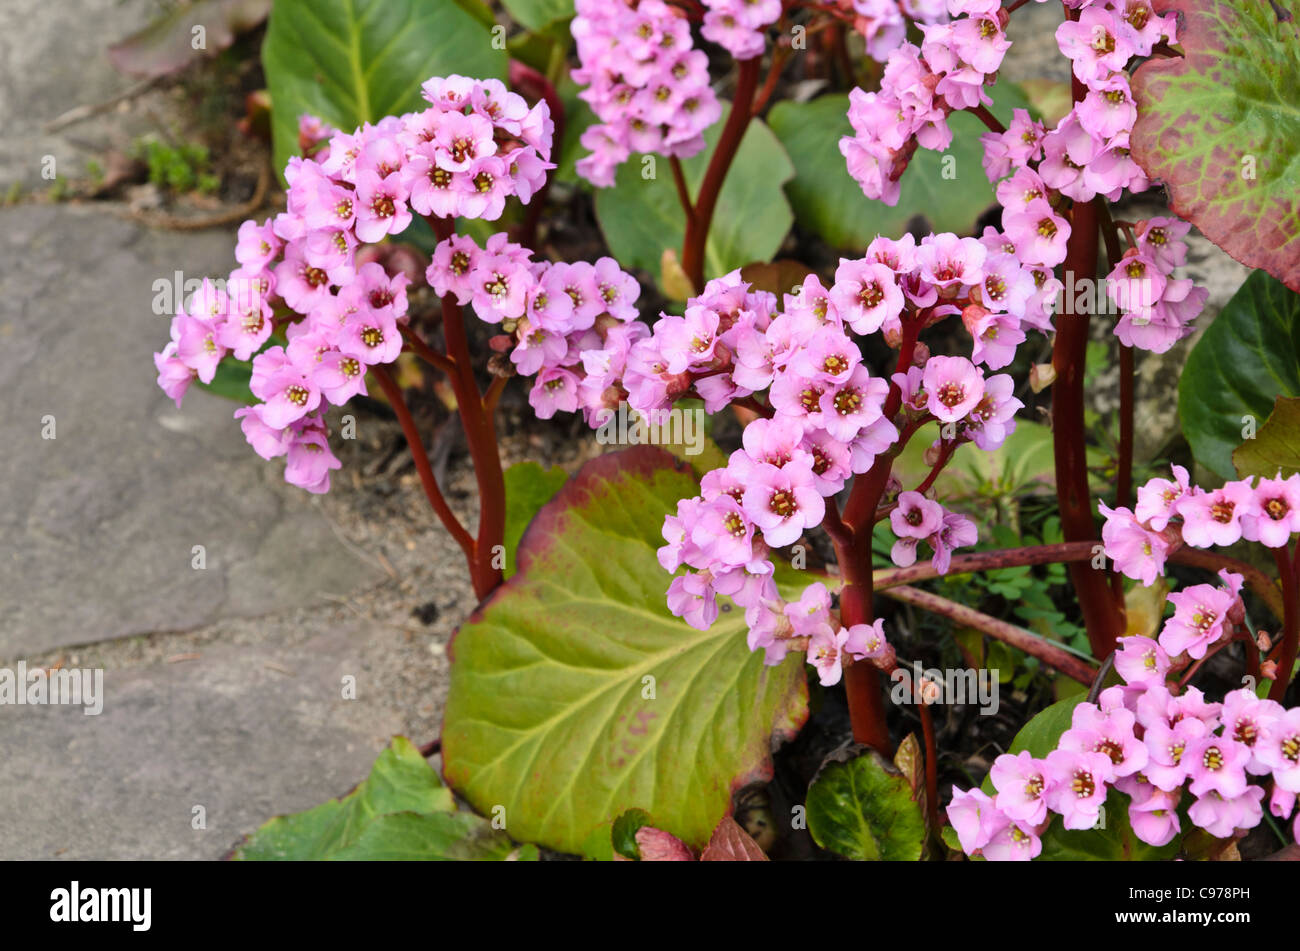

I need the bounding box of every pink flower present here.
[843,619,890,663]
[1113,635,1169,686]
[922,355,984,422]
[891,490,944,540]
[1004,198,1070,267]
[153,343,195,407]
[830,259,904,334]
[741,459,825,548]
[807,626,850,686]
[1259,707,1300,793]
[1143,716,1209,791]
[284,419,341,494]
[783,582,833,636]
[250,349,321,429]
[1128,786,1182,847]
[353,169,412,242]
[1176,480,1258,548]
[946,787,1002,854]
[1187,787,1265,838]
[980,820,1043,861]
[1161,571,1243,660]
[1044,749,1113,830]
[990,751,1050,825]
[1099,502,1169,586]
[1134,464,1191,531]
[666,571,719,630]
[1241,473,1300,548]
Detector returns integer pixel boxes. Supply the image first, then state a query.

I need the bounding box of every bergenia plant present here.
[156,0,1300,863]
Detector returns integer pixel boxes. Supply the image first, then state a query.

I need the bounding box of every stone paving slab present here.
[0,205,384,656]
[0,628,407,860]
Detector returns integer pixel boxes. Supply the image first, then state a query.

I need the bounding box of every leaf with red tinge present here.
[108,0,271,78]
[636,826,695,861]
[441,447,809,857]
[1131,0,1300,291]
[700,817,769,861]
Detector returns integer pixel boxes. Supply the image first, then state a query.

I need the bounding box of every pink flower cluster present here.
[700,0,781,60]
[570,0,721,187]
[839,2,1015,205]
[426,231,643,421]
[1101,466,1300,586]
[1105,218,1208,352]
[948,662,1300,859]
[153,75,554,492]
[839,0,949,64]
[599,233,1029,678]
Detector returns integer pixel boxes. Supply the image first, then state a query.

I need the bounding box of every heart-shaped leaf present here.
[593,107,795,283]
[1234,396,1300,479]
[1131,0,1300,291]
[441,446,809,857]
[805,749,927,861]
[1178,269,1300,479]
[262,0,507,177]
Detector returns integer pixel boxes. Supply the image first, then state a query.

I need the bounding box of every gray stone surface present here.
[0,629,406,860]
[0,0,156,190]
[0,204,383,655]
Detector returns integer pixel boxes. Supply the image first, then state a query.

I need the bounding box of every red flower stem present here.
[669,157,695,229]
[369,365,476,566]
[399,325,457,377]
[426,215,507,599]
[484,375,508,417]
[1006,0,1033,12]
[836,542,893,754]
[968,104,1006,135]
[752,46,791,118]
[913,442,957,496]
[872,541,1287,622]
[1052,188,1124,658]
[879,584,1099,683]
[1268,544,1299,702]
[918,701,943,834]
[681,57,762,291]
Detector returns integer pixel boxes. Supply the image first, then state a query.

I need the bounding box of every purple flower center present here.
[1210,500,1235,523]
[1071,769,1095,798]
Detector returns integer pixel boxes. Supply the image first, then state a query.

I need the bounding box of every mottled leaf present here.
[700,817,769,861]
[441,446,809,856]
[1131,0,1300,290]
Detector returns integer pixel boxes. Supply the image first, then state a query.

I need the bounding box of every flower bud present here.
[1029,363,1057,393]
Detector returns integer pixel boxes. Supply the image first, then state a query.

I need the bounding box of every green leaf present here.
[1234,396,1300,479]
[198,357,255,404]
[611,808,653,860]
[1131,0,1300,292]
[501,0,574,32]
[441,446,809,856]
[805,749,926,861]
[981,695,1082,795]
[330,811,522,860]
[768,85,1031,249]
[262,0,507,178]
[234,736,458,859]
[503,461,568,580]
[1179,269,1300,479]
[593,107,794,283]
[1035,793,1180,861]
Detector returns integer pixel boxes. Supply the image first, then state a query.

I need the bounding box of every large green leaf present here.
[768,85,1032,248]
[441,446,810,856]
[1234,396,1300,479]
[1131,0,1300,292]
[233,737,527,860]
[1179,269,1300,479]
[593,107,795,283]
[501,0,574,32]
[262,0,507,176]
[805,750,926,861]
